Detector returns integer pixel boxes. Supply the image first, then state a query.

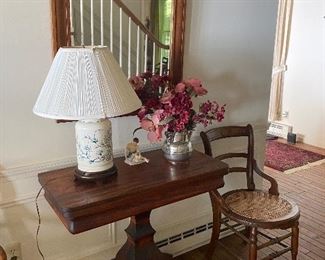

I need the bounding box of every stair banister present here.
[51,0,186,84]
[113,0,170,50]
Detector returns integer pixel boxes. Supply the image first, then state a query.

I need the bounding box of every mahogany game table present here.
[38,150,228,259]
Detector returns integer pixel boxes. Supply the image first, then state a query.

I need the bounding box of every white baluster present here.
[69,0,75,45]
[110,0,113,52]
[152,42,156,74]
[119,7,122,67]
[80,0,84,45]
[160,50,163,76]
[136,26,140,75]
[90,0,94,45]
[144,34,148,72]
[167,50,170,73]
[128,17,131,78]
[100,0,104,46]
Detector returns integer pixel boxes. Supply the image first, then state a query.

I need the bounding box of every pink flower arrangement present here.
[129,72,226,142]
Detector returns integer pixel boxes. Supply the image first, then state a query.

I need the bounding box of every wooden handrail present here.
[113,0,169,50]
[51,0,186,88]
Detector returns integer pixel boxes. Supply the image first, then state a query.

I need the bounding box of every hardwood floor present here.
[176,141,325,259]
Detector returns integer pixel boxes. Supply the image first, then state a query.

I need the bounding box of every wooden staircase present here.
[51,0,186,84]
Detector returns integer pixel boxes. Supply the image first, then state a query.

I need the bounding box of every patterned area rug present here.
[265,140,325,173]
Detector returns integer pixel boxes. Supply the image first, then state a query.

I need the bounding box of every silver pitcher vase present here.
[162,130,193,163]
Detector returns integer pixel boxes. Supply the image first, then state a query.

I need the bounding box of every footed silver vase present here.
[162,130,193,163]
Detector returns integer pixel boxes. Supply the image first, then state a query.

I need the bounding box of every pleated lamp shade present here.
[33,46,141,120]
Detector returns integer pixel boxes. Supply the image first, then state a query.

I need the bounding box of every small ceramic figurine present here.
[124,137,149,165]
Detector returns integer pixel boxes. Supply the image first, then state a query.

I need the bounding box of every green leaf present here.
[159,116,174,125]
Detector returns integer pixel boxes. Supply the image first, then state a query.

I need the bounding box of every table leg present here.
[115,210,172,260]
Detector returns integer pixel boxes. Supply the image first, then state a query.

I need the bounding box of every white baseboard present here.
[78,213,243,260]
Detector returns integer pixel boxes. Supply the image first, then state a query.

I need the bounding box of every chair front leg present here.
[291,222,299,260]
[249,227,257,260]
[206,191,222,259]
[242,226,251,244]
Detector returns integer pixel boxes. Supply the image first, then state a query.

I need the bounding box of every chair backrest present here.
[200,124,255,191]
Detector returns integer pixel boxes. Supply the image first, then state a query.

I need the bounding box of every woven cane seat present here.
[223,190,293,221]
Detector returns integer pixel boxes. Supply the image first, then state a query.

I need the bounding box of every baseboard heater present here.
[267,122,292,139]
[156,220,243,248]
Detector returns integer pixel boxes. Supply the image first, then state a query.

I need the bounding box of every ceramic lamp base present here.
[74,165,118,183]
[76,119,114,171]
[75,119,116,183]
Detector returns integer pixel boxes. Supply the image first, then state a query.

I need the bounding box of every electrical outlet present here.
[5,242,22,260]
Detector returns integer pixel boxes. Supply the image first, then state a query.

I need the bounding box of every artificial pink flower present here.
[140,110,165,142]
[175,82,186,93]
[186,78,201,88]
[140,118,155,131]
[193,101,226,126]
[137,106,147,120]
[151,74,163,89]
[151,109,164,125]
[186,78,208,96]
[141,71,152,80]
[132,73,225,143]
[128,76,144,91]
[147,125,164,142]
[160,91,174,104]
[145,98,160,110]
[193,86,208,96]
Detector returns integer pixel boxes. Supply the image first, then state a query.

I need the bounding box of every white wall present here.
[0,1,75,169]
[183,0,277,204]
[184,1,277,128]
[282,0,325,148]
[0,0,277,259]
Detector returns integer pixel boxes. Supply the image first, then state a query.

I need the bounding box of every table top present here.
[38,150,228,234]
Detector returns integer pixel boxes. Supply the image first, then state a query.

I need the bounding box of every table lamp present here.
[33,46,142,181]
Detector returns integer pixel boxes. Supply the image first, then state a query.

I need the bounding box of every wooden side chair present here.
[200,124,300,260]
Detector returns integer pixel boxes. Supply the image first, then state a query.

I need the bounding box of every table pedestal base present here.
[115,211,172,260]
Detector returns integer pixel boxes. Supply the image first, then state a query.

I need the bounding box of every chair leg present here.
[206,192,222,259]
[291,222,299,260]
[249,227,257,260]
[242,226,250,244]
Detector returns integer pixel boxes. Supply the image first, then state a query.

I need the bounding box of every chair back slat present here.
[229,167,247,173]
[200,124,255,190]
[216,152,248,161]
[205,126,251,141]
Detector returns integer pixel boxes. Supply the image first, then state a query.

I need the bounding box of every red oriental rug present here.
[265,140,325,173]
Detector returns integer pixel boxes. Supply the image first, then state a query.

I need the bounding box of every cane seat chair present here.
[200,125,300,260]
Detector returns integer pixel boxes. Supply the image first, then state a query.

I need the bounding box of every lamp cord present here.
[35,180,54,260]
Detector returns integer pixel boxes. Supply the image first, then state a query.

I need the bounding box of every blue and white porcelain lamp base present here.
[74,119,117,182]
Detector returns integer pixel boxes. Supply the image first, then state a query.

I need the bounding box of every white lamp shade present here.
[33,46,141,120]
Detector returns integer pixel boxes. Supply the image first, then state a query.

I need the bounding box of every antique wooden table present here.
[38,150,228,260]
